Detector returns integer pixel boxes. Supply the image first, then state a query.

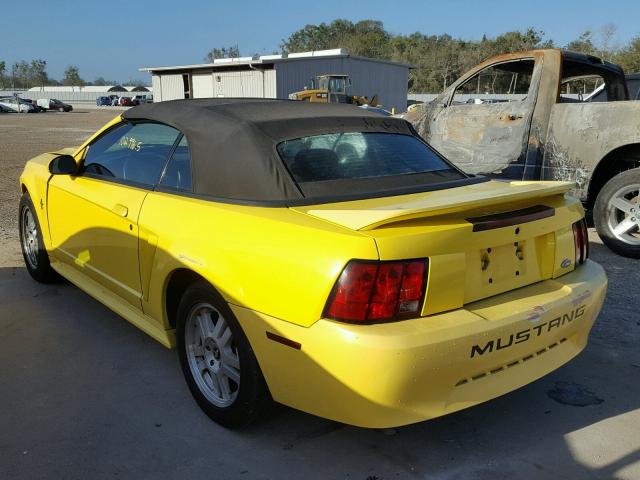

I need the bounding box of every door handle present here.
[112,203,129,217]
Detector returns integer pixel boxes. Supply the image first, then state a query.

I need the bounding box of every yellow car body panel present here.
[234,260,606,427]
[47,174,148,308]
[19,148,77,250]
[137,191,378,329]
[18,112,608,428]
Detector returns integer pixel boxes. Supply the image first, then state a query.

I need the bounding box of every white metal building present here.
[140,49,410,112]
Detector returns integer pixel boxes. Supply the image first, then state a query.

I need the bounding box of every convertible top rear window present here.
[277,132,466,197]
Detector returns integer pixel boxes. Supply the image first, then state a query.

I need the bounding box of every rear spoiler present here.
[300,181,573,231]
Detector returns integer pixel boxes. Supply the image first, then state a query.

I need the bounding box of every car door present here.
[427,58,539,179]
[47,121,181,309]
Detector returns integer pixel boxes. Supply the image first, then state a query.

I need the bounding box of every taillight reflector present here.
[572,218,589,265]
[324,259,428,323]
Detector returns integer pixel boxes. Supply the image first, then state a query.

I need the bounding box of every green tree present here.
[62,65,84,86]
[338,20,391,58]
[487,28,552,55]
[29,59,48,87]
[615,36,640,73]
[11,61,30,88]
[566,30,597,55]
[205,45,240,62]
[280,22,336,52]
[280,19,390,58]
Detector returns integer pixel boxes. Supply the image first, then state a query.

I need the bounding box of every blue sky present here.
[2,0,639,83]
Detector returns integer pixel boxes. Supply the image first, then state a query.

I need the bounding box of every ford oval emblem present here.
[561,258,571,268]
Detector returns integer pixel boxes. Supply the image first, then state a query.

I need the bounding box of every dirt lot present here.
[0,109,119,246]
[1,111,640,479]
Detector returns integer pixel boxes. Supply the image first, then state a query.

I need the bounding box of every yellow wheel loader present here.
[289,74,378,106]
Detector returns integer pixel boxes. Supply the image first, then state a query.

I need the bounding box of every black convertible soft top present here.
[123,99,470,205]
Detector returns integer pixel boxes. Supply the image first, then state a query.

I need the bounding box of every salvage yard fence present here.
[1,90,583,108]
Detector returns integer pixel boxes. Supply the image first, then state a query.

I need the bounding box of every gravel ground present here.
[1,111,639,479]
[0,109,119,244]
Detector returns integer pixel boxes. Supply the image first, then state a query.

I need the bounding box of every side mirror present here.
[49,155,79,175]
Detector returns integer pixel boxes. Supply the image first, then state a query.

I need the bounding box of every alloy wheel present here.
[606,184,640,245]
[184,303,241,407]
[21,207,39,269]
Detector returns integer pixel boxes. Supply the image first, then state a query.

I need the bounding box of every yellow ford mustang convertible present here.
[19,99,607,428]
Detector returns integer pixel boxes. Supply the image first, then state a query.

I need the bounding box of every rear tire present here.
[19,193,59,283]
[176,281,271,428]
[594,168,640,258]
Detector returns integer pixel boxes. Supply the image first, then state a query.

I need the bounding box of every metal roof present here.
[139,49,411,73]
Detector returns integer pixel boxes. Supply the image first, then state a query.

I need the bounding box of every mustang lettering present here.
[471,305,587,358]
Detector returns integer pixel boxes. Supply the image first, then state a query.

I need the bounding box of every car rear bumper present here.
[232,260,607,428]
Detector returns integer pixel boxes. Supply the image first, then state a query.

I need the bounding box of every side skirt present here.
[50,259,176,348]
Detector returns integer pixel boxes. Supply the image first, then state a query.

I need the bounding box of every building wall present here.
[275,58,409,112]
[192,72,214,98]
[150,57,408,110]
[190,69,276,98]
[264,70,276,98]
[151,75,162,101]
[158,74,184,101]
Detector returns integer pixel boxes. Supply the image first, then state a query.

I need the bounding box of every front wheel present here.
[594,168,640,258]
[176,281,271,428]
[19,193,59,282]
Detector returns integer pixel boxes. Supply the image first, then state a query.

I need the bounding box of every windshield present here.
[318,77,346,93]
[277,132,466,198]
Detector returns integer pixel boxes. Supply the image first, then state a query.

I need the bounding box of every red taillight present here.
[572,218,589,266]
[324,259,428,323]
[325,263,377,321]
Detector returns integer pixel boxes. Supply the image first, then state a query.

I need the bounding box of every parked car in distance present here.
[37,98,73,112]
[96,96,111,106]
[118,96,133,106]
[0,96,36,113]
[111,96,120,106]
[131,94,153,105]
[19,99,607,429]
[21,98,44,112]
